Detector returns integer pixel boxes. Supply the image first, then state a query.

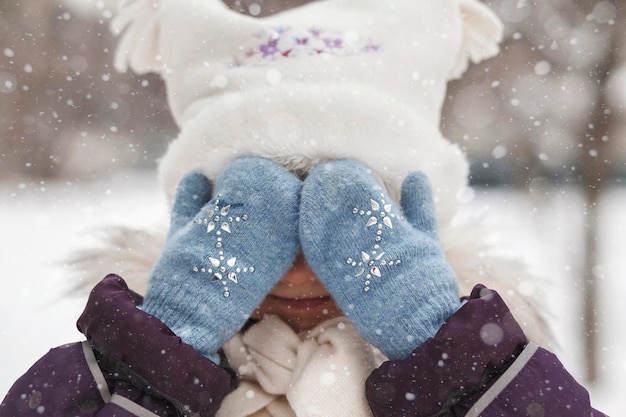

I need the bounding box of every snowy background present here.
[1,0,625,415]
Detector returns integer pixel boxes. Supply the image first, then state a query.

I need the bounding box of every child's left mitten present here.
[300,159,459,360]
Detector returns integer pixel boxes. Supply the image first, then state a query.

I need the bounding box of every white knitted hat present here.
[112,0,503,225]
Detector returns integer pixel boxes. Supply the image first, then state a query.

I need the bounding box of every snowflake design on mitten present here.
[346,250,401,292]
[192,194,255,297]
[194,196,249,247]
[192,251,255,298]
[346,188,402,291]
[352,195,396,231]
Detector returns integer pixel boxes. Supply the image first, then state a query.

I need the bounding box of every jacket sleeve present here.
[1,274,236,417]
[365,285,607,417]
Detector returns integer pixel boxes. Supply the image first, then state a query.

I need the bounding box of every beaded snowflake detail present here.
[347,188,401,291]
[352,198,395,232]
[194,198,249,247]
[229,26,381,67]
[192,194,254,297]
[192,251,255,298]
[346,251,401,292]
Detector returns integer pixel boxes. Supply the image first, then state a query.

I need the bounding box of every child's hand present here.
[300,159,459,360]
[142,158,302,362]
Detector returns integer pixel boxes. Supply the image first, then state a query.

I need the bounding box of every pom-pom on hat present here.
[112,0,503,226]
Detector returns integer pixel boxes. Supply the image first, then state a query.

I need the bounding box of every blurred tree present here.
[0,0,176,180]
[443,0,625,382]
[444,0,624,187]
[576,0,623,383]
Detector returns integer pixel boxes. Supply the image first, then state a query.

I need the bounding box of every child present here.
[0,0,607,416]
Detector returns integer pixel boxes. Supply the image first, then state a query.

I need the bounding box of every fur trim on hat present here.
[159,83,469,225]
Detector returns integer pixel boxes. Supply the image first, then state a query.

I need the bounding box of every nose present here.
[279,253,319,286]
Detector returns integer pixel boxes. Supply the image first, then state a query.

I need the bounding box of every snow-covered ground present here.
[0,170,623,415]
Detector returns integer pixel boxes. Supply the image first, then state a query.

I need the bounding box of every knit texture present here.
[300,159,459,360]
[142,158,301,361]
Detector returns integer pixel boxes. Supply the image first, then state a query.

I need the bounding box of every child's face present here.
[251,253,342,332]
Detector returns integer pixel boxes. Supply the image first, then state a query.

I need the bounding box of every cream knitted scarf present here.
[217,315,387,417]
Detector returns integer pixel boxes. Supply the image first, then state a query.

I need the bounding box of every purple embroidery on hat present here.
[229,26,381,67]
[259,39,281,58]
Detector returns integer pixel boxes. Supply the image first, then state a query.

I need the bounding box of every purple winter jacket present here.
[1,275,606,417]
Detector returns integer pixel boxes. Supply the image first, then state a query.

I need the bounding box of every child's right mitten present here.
[300,159,459,360]
[142,158,302,362]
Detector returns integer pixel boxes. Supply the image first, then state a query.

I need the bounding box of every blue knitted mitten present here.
[142,158,301,362]
[300,159,459,360]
